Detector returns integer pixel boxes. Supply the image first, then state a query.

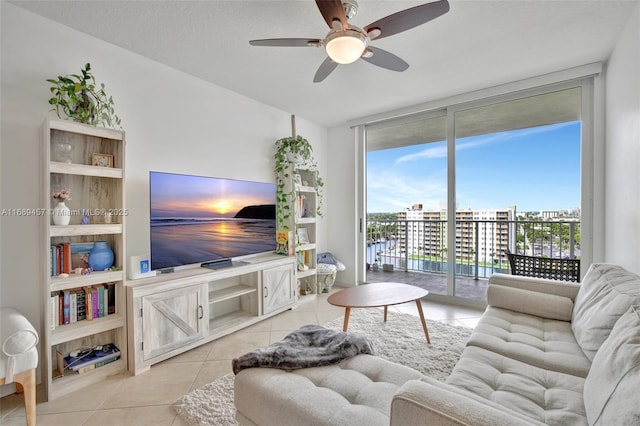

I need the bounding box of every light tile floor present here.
[0,291,484,426]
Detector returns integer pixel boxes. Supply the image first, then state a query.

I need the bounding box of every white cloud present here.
[394,122,574,165]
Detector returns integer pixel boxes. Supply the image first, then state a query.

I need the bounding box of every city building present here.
[398,206,516,264]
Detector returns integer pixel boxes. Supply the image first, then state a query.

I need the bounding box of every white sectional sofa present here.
[234,263,640,426]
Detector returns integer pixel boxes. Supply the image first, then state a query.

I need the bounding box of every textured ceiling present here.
[11,0,637,127]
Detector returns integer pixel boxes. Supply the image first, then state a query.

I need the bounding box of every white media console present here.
[125,253,296,375]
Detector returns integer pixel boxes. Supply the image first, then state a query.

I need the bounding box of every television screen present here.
[149,171,276,271]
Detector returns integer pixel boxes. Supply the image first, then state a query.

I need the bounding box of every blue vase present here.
[88,241,114,271]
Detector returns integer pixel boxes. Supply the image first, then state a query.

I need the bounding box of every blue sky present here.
[367,121,581,213]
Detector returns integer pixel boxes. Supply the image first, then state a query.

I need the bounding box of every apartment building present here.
[398,206,515,264]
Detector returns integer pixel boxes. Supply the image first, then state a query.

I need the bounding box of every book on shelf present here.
[91,286,99,319]
[69,291,77,323]
[49,284,116,327]
[64,344,120,372]
[76,355,119,374]
[62,290,70,324]
[84,286,92,321]
[98,285,105,317]
[62,243,71,274]
[50,292,58,330]
[76,289,86,321]
[51,246,57,276]
[107,283,116,314]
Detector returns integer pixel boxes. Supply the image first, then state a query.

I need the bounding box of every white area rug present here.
[173,308,472,426]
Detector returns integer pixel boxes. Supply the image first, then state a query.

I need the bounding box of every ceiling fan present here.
[249,0,450,83]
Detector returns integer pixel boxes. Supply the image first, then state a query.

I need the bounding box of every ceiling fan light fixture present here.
[325,28,368,64]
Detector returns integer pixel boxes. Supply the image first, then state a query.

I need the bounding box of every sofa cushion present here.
[487,284,574,321]
[446,346,587,426]
[583,305,640,425]
[467,306,591,377]
[234,354,424,426]
[572,263,640,360]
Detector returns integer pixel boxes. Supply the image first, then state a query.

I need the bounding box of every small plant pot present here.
[372,263,379,271]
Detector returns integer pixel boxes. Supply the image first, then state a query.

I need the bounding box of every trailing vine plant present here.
[274,135,324,229]
[47,63,122,128]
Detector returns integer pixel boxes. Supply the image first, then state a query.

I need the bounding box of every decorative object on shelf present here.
[51,188,71,225]
[91,153,114,168]
[47,63,122,129]
[55,141,73,164]
[88,241,114,271]
[80,210,90,224]
[275,230,294,256]
[274,115,324,229]
[297,228,310,245]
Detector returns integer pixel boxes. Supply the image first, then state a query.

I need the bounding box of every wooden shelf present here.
[43,118,127,401]
[209,310,257,331]
[49,118,124,140]
[50,270,124,292]
[50,162,123,178]
[297,268,317,278]
[209,285,256,304]
[50,358,125,400]
[296,243,316,252]
[295,217,315,224]
[50,313,125,346]
[50,224,122,237]
[295,185,316,193]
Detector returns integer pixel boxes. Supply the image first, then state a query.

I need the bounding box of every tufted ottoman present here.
[234,354,423,426]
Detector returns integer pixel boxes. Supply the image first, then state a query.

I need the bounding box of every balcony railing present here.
[366,219,580,279]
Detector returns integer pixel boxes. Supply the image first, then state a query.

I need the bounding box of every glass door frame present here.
[357,75,599,303]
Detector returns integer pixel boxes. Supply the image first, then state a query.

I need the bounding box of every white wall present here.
[604,1,640,273]
[326,125,359,286]
[0,3,327,345]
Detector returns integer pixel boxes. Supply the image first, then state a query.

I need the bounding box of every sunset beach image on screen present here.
[149,171,276,270]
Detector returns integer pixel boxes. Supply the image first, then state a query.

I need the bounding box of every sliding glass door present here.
[365,111,447,295]
[362,81,590,303]
[452,87,582,299]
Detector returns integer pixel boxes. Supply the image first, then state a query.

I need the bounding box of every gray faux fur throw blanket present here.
[232,324,374,374]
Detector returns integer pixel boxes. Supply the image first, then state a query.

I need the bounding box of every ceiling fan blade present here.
[361,46,409,72]
[364,0,450,41]
[249,38,321,47]
[314,57,339,83]
[315,0,348,30]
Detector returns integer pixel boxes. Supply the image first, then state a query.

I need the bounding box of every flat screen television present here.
[149,171,276,271]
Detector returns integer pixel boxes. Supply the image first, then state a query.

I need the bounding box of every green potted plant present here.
[47,63,122,129]
[274,135,324,228]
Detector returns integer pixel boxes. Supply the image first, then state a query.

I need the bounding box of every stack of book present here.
[63,344,120,374]
[50,283,116,329]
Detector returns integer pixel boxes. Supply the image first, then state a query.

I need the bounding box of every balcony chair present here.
[505,249,580,282]
[1,307,39,426]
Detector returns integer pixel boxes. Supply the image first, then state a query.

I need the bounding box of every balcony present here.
[366,218,580,300]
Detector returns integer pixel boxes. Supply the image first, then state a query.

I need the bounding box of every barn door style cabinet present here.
[41,118,127,400]
[126,254,295,375]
